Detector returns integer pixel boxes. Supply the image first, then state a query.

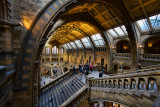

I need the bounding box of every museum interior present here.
[0,0,160,107]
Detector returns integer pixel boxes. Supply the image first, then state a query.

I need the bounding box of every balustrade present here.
[113,53,131,58]
[140,54,160,60]
[89,71,160,97]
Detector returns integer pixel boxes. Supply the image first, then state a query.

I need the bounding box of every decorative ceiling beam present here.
[138,0,153,31]
[130,0,156,12]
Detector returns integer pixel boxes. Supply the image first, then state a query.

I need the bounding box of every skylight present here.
[66,43,72,49]
[81,37,91,48]
[75,40,83,48]
[108,29,118,37]
[114,27,125,36]
[91,33,105,46]
[137,19,150,32]
[70,42,77,49]
[149,14,160,30]
[121,25,128,35]
[64,44,68,49]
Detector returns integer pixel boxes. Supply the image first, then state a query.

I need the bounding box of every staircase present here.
[39,74,86,107]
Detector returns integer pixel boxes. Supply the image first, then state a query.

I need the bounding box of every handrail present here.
[0,80,13,104]
[40,71,71,91]
[39,76,76,102]
[92,70,160,80]
[60,86,87,107]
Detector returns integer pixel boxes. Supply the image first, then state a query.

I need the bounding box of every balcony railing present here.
[113,53,131,58]
[89,71,160,98]
[140,54,160,60]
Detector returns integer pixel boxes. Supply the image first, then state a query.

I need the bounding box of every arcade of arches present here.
[0,0,160,107]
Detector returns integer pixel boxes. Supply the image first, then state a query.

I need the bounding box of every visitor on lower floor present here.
[73,66,76,74]
[102,65,105,74]
[99,71,103,77]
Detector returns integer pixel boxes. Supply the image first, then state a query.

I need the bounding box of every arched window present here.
[46,47,50,54]
[56,48,58,54]
[51,48,54,54]
[53,46,56,54]
[61,48,64,54]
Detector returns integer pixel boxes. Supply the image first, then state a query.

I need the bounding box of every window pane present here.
[95,41,99,45]
[137,19,150,32]
[54,46,56,54]
[96,33,102,39]
[114,27,125,36]
[64,44,68,49]
[75,40,83,48]
[56,48,58,54]
[67,43,72,49]
[61,48,63,54]
[149,14,160,30]
[121,25,128,35]
[81,37,91,48]
[92,35,97,40]
[108,29,118,37]
[98,40,104,45]
[70,42,77,49]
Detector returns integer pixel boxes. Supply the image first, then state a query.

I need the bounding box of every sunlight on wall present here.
[22,16,33,29]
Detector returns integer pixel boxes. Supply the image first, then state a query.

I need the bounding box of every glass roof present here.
[91,33,105,46]
[66,43,72,49]
[121,25,128,35]
[70,42,77,49]
[81,37,92,48]
[64,44,68,49]
[136,19,150,32]
[114,27,125,36]
[75,40,83,48]
[108,29,118,37]
[149,14,160,30]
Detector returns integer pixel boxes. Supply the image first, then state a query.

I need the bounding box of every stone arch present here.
[122,62,131,70]
[142,35,160,54]
[148,77,156,91]
[115,40,131,53]
[16,0,138,105]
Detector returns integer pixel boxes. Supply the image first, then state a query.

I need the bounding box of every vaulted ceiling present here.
[48,0,160,47]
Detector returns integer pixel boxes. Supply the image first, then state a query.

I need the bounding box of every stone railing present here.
[89,71,160,99]
[140,54,160,60]
[113,53,131,58]
[60,86,88,107]
[0,80,13,107]
[40,71,72,92]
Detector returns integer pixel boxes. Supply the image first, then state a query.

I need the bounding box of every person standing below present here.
[137,63,141,70]
[90,64,93,72]
[99,71,103,77]
[102,65,105,74]
[73,65,76,74]
[79,64,82,73]
[85,63,89,75]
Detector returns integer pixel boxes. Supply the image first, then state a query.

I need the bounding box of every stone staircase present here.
[38,75,85,107]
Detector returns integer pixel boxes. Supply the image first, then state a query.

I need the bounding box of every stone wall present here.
[12,0,50,60]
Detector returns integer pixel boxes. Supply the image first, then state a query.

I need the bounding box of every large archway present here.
[16,0,138,106]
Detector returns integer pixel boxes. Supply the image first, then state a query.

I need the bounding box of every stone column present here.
[0,25,14,65]
[50,48,52,62]
[58,48,60,62]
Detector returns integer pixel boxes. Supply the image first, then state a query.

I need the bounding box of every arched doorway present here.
[116,40,131,53]
[113,64,119,73]
[144,35,160,54]
[101,58,104,67]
